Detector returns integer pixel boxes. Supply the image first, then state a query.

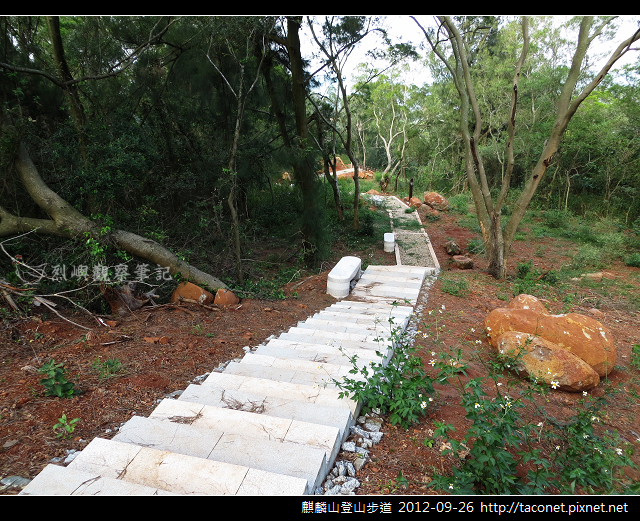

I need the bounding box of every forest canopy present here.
[1,15,639,294]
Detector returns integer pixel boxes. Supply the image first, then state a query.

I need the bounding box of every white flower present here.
[475,340,482,344]
[497,382,503,386]
[420,401,427,409]
[429,397,433,402]
[475,403,481,409]
[418,394,422,398]
[537,422,543,427]
[591,416,599,423]
[470,328,475,333]
[551,380,560,389]
[583,391,588,396]
[429,359,436,366]
[449,484,454,490]
[556,446,561,450]
[431,351,436,356]
[616,448,623,456]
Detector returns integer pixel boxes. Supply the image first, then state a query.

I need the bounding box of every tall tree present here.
[414,15,640,279]
[0,16,229,290]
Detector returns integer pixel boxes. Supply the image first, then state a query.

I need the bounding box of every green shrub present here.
[543,208,573,229]
[38,359,80,398]
[467,237,485,255]
[441,276,470,298]
[572,244,606,269]
[334,308,435,430]
[624,252,640,268]
[449,193,471,214]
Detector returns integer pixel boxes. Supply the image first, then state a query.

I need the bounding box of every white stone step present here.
[152,398,342,465]
[67,437,308,495]
[20,463,177,495]
[296,318,393,338]
[278,329,398,354]
[283,326,382,344]
[223,359,363,390]
[329,300,414,314]
[312,312,411,336]
[178,384,354,441]
[197,372,358,415]
[112,415,327,491]
[238,352,366,380]
[255,339,387,367]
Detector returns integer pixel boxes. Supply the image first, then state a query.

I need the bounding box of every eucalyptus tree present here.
[414,15,640,279]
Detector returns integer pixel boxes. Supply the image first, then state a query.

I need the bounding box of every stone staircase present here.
[20,263,436,496]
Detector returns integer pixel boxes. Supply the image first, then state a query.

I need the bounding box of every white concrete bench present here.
[327,256,362,298]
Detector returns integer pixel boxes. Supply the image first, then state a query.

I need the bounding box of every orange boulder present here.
[484,295,616,377]
[170,282,214,305]
[495,331,600,392]
[214,288,240,306]
[423,192,450,211]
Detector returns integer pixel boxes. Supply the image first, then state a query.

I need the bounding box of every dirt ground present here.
[1,202,639,495]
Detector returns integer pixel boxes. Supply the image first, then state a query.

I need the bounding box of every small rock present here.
[332,476,347,485]
[323,479,334,492]
[355,447,369,458]
[368,431,384,444]
[359,438,373,449]
[340,477,360,493]
[341,441,356,452]
[165,390,184,399]
[191,373,210,384]
[350,425,370,439]
[444,240,461,255]
[335,460,346,476]
[325,485,342,495]
[0,476,31,491]
[354,457,367,471]
[63,450,78,464]
[2,439,18,449]
[364,421,381,432]
[345,461,356,477]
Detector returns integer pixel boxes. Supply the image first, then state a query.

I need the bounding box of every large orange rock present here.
[409,196,422,208]
[495,331,600,392]
[170,282,214,305]
[423,192,450,211]
[214,288,240,306]
[417,204,440,222]
[484,295,616,377]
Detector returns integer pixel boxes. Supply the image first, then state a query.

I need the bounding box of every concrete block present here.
[327,256,361,298]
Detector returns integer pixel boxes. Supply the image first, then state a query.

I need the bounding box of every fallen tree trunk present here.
[1,141,227,291]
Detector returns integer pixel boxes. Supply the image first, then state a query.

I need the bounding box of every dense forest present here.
[1,16,639,303]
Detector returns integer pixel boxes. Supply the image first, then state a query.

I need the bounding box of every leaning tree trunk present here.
[1,142,227,291]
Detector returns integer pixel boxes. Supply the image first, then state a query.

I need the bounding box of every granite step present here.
[112,415,327,491]
[178,382,354,442]
[66,437,309,495]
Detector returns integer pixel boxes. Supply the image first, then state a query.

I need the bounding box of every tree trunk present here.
[3,142,227,291]
[286,17,323,252]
